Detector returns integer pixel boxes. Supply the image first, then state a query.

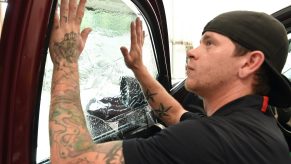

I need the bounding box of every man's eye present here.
[206,40,212,46]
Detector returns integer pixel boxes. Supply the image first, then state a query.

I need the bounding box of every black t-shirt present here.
[123,95,291,164]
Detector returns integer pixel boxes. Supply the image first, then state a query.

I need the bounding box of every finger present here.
[120,47,129,58]
[68,0,77,23]
[142,31,145,46]
[53,11,60,30]
[130,21,137,49]
[76,0,86,25]
[140,20,144,46]
[136,17,142,46]
[120,47,131,66]
[80,28,92,43]
[60,0,69,26]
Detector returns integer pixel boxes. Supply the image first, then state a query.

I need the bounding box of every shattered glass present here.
[86,77,156,143]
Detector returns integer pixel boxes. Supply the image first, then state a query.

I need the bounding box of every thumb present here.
[81,28,92,43]
[120,46,129,58]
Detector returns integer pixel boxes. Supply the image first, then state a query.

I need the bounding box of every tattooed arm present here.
[120,18,187,126]
[49,0,124,163]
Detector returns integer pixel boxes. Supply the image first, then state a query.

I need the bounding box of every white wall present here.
[163,0,291,83]
[0,3,8,39]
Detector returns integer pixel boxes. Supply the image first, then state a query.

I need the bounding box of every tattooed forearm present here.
[50,80,126,163]
[145,90,172,119]
[153,103,172,118]
[103,142,124,164]
[68,157,95,164]
[51,67,79,94]
[145,89,157,102]
[50,101,93,159]
[53,141,125,164]
[50,62,90,155]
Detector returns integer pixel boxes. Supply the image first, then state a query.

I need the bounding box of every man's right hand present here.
[120,17,145,72]
[49,0,91,68]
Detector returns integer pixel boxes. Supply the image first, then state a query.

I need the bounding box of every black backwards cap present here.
[202,11,291,108]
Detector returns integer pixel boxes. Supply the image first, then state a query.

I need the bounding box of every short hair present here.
[232,41,271,96]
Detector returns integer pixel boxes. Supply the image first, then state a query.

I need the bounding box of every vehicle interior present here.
[0,0,290,163]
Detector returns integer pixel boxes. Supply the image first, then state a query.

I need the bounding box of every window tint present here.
[37,0,158,162]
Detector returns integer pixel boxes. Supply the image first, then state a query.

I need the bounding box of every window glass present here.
[282,33,291,80]
[37,0,158,162]
[0,1,8,39]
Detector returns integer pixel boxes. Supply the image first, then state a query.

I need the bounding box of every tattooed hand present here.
[120,17,145,71]
[49,0,91,68]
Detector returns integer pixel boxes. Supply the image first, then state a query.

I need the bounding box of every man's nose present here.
[186,48,197,62]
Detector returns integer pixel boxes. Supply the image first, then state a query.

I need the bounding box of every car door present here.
[0,0,55,163]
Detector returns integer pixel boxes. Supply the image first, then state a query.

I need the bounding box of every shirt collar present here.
[212,95,269,116]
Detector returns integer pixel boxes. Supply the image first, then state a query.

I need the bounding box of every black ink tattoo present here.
[145,89,157,102]
[52,32,78,68]
[63,16,68,23]
[153,103,171,118]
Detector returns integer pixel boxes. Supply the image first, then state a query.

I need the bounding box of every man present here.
[49,0,291,163]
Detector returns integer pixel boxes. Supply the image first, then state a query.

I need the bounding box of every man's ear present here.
[238,51,265,78]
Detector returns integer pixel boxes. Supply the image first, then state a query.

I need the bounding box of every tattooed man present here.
[49,0,291,163]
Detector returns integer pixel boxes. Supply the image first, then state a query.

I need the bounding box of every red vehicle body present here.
[0,0,54,163]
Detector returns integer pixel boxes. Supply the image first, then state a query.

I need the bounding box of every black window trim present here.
[131,0,172,91]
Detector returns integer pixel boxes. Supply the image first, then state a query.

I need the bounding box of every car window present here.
[37,0,158,162]
[0,0,8,39]
[282,33,291,80]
